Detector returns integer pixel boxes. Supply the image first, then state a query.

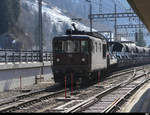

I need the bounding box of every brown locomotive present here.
[52,30,108,84]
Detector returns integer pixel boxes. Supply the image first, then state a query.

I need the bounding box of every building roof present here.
[127,0,150,32]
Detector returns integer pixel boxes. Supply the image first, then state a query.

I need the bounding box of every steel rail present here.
[0,85,69,112]
[62,72,148,113]
[103,77,150,113]
[0,65,149,113]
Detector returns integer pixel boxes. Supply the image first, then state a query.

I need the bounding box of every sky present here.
[94,0,150,46]
[45,0,150,46]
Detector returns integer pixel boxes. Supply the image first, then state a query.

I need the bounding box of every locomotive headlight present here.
[81,58,86,62]
[56,58,60,62]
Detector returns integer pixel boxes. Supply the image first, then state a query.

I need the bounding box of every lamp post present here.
[86,0,92,33]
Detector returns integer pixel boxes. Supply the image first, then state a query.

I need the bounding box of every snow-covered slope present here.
[18,0,99,51]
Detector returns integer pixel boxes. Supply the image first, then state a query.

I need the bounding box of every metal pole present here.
[99,0,102,13]
[86,0,92,33]
[20,76,22,91]
[109,31,112,42]
[138,17,141,39]
[38,0,44,75]
[90,1,92,33]
[71,73,74,96]
[65,75,67,99]
[114,3,117,41]
[38,0,43,62]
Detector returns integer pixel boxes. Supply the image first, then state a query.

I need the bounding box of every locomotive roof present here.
[66,29,107,40]
[54,28,107,42]
[54,34,107,41]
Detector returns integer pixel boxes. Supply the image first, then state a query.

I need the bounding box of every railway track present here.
[0,64,149,113]
[106,64,149,80]
[82,74,149,113]
[0,84,69,112]
[50,68,149,113]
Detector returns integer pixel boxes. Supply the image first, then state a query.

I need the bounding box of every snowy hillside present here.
[18,0,99,51]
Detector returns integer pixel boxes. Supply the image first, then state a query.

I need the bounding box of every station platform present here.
[120,80,150,112]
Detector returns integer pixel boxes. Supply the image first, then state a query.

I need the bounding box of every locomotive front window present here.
[53,39,89,53]
[63,40,80,53]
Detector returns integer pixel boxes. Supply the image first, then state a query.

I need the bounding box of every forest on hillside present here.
[0,0,20,35]
[0,0,21,49]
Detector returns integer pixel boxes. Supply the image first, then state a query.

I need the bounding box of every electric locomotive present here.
[52,29,108,84]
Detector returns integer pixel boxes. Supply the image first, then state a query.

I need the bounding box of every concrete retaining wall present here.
[0,62,53,92]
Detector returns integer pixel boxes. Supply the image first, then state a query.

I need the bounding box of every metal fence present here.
[0,50,53,63]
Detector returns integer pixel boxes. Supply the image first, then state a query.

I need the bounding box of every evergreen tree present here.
[0,0,20,35]
[0,0,9,34]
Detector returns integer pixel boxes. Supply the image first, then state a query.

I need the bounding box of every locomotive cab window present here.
[53,39,89,54]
